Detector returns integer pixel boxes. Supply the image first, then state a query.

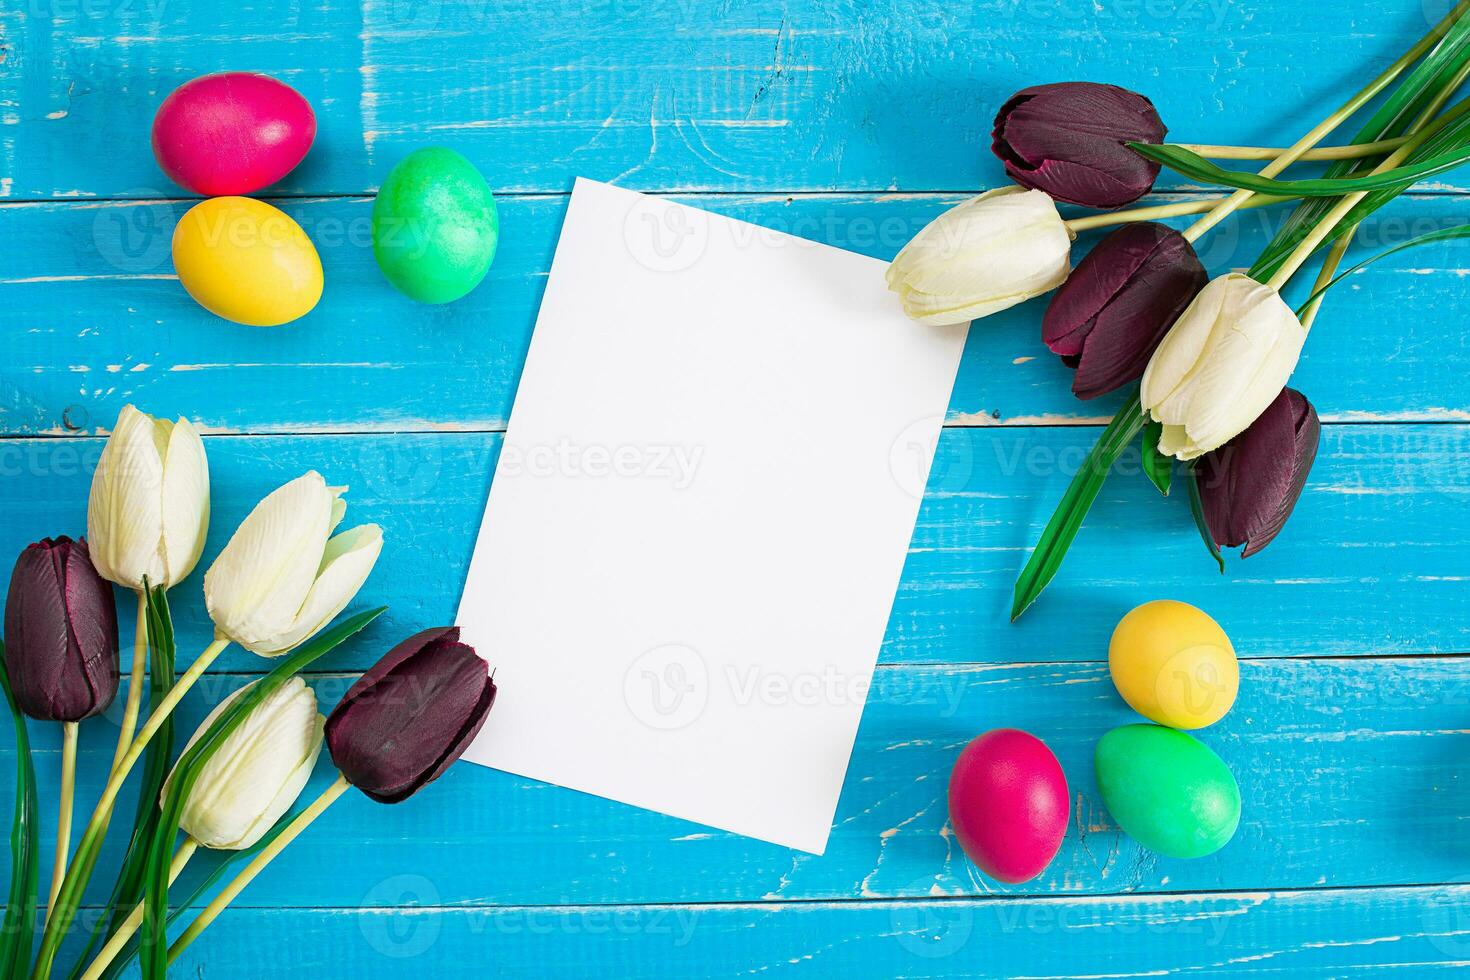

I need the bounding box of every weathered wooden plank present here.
[5,192,1470,437]
[0,425,1465,674]
[1,0,1465,198]
[5,655,1469,913]
[150,886,1470,978]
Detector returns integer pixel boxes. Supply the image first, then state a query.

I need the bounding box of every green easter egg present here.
[372,146,499,304]
[1094,724,1240,859]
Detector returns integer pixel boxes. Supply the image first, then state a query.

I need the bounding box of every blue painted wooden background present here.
[4,0,1470,976]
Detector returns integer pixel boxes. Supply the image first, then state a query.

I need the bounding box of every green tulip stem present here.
[168,773,352,962]
[1181,0,1470,245]
[1175,137,1408,161]
[1298,233,1355,332]
[48,722,78,910]
[1064,193,1288,234]
[1266,89,1470,292]
[110,589,150,774]
[77,838,198,980]
[32,637,230,979]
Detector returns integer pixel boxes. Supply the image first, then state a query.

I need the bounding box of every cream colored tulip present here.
[1141,273,1306,460]
[165,677,323,849]
[204,472,383,656]
[87,405,210,590]
[886,186,1072,326]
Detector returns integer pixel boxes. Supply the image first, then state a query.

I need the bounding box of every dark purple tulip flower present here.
[325,626,496,803]
[3,536,119,722]
[993,82,1167,209]
[1196,388,1320,557]
[1043,222,1207,400]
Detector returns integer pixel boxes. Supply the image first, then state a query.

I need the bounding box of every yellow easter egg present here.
[171,197,323,326]
[1108,600,1238,730]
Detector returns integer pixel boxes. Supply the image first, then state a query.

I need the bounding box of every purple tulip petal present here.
[3,537,119,722]
[326,627,497,804]
[993,82,1166,209]
[1043,223,1207,400]
[1197,389,1320,557]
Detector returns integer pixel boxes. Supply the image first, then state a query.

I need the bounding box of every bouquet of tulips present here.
[1,406,498,978]
[887,2,1470,618]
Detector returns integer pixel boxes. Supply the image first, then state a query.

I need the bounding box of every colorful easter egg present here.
[372,146,499,304]
[948,729,1069,883]
[171,197,323,326]
[1109,599,1238,729]
[152,72,316,196]
[1094,724,1240,859]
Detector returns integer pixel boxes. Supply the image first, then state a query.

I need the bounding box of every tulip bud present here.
[166,676,323,849]
[88,404,210,591]
[205,472,383,656]
[1196,388,1320,557]
[325,627,496,803]
[1141,274,1306,460]
[1042,223,1207,400]
[3,537,119,722]
[992,82,1167,209]
[886,187,1072,326]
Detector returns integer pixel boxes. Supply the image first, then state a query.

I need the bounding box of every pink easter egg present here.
[947,728,1069,884]
[152,72,316,196]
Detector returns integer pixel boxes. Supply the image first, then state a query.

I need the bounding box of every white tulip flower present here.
[165,677,323,850]
[204,471,383,656]
[886,186,1072,326]
[87,405,210,591]
[1141,273,1306,460]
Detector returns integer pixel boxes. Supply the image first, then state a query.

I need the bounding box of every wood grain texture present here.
[0,426,1464,675]
[5,0,1470,974]
[5,191,1470,437]
[6,655,1470,918]
[155,886,1470,978]
[1,0,1466,199]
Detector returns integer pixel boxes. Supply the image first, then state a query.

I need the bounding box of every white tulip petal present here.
[87,404,167,590]
[249,524,384,656]
[1157,423,1205,460]
[160,415,211,586]
[166,678,323,850]
[205,472,335,651]
[1140,275,1238,413]
[328,489,347,536]
[886,187,1071,326]
[1143,275,1304,460]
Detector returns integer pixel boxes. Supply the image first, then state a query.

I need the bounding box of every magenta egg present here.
[947,728,1069,883]
[152,72,316,196]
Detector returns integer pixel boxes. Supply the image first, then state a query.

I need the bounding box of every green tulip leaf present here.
[1011,392,1148,621]
[1294,222,1470,315]
[1187,464,1227,574]
[66,584,178,980]
[92,809,301,978]
[1250,15,1470,283]
[1128,139,1470,197]
[138,606,386,979]
[0,648,39,980]
[1141,421,1172,497]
